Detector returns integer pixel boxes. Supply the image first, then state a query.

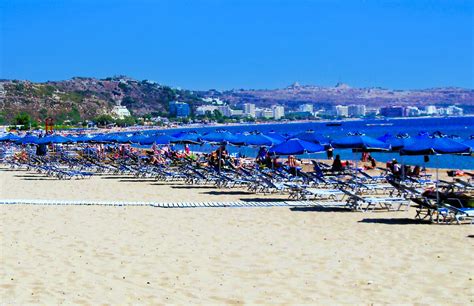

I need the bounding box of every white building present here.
[272,105,285,120]
[256,108,273,119]
[334,105,349,117]
[425,105,437,115]
[111,105,131,119]
[405,106,421,117]
[298,104,313,113]
[217,105,232,117]
[348,104,366,117]
[446,105,463,116]
[195,105,218,116]
[243,103,256,117]
[231,109,244,117]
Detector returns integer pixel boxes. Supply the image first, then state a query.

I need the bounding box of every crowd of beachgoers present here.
[1,128,473,223]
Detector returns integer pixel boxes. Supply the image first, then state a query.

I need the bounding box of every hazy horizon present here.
[1,0,473,90]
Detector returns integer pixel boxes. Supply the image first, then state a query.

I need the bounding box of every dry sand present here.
[1,167,473,304]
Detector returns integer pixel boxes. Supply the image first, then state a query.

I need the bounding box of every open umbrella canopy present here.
[128,134,149,144]
[332,135,391,150]
[264,131,287,142]
[115,134,132,143]
[377,133,412,151]
[171,131,202,144]
[37,135,73,144]
[291,130,331,146]
[400,136,471,155]
[72,134,94,143]
[200,131,237,144]
[0,133,21,142]
[463,139,474,150]
[139,134,176,145]
[90,134,108,143]
[16,135,40,144]
[268,138,325,155]
[239,133,282,147]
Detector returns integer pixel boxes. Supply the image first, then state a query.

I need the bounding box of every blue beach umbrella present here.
[115,134,132,143]
[332,135,391,151]
[128,134,149,144]
[73,134,94,143]
[377,133,412,151]
[0,133,21,142]
[268,138,325,155]
[463,139,474,150]
[201,131,237,144]
[241,133,282,147]
[140,134,176,145]
[17,135,40,144]
[292,130,331,146]
[400,135,472,205]
[37,135,73,144]
[171,131,202,144]
[90,134,107,143]
[400,136,471,155]
[265,131,287,142]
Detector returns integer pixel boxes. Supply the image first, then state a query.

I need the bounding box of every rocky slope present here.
[0,76,200,123]
[0,77,472,123]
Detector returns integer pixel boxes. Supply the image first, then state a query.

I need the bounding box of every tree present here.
[13,112,31,129]
[213,110,223,120]
[94,114,114,126]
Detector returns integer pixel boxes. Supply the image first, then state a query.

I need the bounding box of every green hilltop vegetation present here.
[0,76,202,127]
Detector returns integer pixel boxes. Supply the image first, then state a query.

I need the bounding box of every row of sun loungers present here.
[1,149,472,223]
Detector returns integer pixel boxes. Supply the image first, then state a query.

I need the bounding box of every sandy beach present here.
[1,167,473,304]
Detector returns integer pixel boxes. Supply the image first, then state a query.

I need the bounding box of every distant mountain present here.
[205,84,474,110]
[0,76,473,123]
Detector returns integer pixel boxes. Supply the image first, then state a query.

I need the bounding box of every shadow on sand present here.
[358,218,431,225]
[203,191,253,196]
[171,185,212,189]
[118,179,155,183]
[240,198,288,202]
[290,206,350,212]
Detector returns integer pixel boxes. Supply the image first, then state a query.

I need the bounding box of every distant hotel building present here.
[425,105,437,115]
[243,103,256,117]
[195,105,218,116]
[298,104,314,114]
[348,104,366,117]
[256,108,273,119]
[217,105,232,117]
[380,106,405,117]
[334,105,349,117]
[111,105,131,119]
[169,101,190,117]
[272,105,285,120]
[446,105,463,116]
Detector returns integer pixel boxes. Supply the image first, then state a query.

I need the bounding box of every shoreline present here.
[87,115,473,134]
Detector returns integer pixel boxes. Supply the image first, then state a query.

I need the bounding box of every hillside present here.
[210,83,474,110]
[0,76,200,123]
[1,77,473,124]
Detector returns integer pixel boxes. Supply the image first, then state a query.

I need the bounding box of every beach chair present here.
[339,189,410,212]
[439,199,474,224]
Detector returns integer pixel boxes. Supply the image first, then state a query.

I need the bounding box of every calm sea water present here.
[150,116,474,170]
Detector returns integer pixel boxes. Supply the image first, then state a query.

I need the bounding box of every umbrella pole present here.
[436,155,439,206]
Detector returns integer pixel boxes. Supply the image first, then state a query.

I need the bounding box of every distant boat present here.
[326,122,342,126]
[365,123,394,127]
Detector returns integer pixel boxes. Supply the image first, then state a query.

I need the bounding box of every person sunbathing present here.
[364,156,377,170]
[331,154,344,172]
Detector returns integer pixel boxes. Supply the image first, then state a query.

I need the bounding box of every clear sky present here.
[1,0,472,90]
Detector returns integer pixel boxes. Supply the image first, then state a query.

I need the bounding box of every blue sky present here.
[1,0,472,90]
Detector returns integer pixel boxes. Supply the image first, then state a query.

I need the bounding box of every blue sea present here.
[149,116,474,170]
